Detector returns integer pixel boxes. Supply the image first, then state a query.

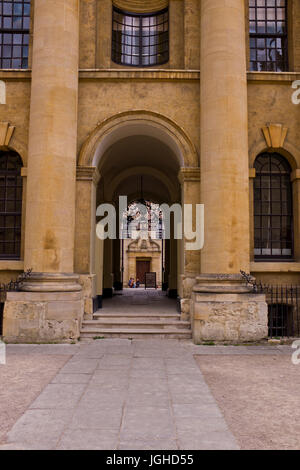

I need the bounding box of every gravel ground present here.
[0,349,71,444]
[196,354,300,450]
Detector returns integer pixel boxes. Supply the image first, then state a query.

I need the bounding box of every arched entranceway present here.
[75,111,200,325]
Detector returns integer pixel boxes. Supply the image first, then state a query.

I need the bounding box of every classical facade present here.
[0,0,299,343]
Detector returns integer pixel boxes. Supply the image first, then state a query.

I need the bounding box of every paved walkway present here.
[2,339,239,450]
[100,289,178,314]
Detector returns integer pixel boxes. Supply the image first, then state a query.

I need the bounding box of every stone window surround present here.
[249,166,300,267]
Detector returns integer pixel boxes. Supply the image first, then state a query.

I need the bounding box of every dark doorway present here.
[136,259,150,284]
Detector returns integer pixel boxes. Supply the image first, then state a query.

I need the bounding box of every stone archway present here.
[75,110,200,319]
[78,110,198,168]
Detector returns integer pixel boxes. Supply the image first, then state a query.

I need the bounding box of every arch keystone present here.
[262,123,288,149]
[0,122,15,148]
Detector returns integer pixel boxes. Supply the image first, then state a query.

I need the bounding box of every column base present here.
[191,274,268,343]
[2,273,83,343]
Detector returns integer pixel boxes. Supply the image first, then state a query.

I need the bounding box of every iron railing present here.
[241,271,300,338]
[0,268,32,335]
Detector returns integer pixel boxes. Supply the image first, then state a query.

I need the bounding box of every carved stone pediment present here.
[127,236,160,253]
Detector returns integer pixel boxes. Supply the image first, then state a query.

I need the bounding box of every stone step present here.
[82,319,190,330]
[80,328,192,339]
[93,313,181,321]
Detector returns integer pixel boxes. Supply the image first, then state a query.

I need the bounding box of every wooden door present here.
[136,260,150,284]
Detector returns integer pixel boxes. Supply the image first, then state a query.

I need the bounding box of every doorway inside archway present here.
[120,198,164,291]
[94,133,182,313]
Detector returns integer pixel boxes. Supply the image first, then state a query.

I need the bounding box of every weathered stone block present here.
[191,294,268,343]
[3,291,83,343]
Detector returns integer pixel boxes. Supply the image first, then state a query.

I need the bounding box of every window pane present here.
[254,153,293,259]
[0,0,31,69]
[112,7,169,67]
[249,0,288,72]
[0,150,23,259]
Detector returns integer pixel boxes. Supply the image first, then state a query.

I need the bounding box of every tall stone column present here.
[3,0,82,343]
[25,0,79,276]
[200,0,249,273]
[191,0,268,343]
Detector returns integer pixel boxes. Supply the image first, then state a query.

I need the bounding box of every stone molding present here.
[1,70,300,84]
[250,261,300,272]
[76,166,101,185]
[0,260,24,270]
[291,169,300,182]
[113,0,168,13]
[78,110,198,168]
[21,272,82,293]
[0,80,5,104]
[193,274,253,294]
[178,167,200,183]
[79,70,200,81]
[249,168,256,179]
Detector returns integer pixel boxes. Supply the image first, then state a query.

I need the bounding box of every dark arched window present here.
[0,0,31,69]
[0,150,22,258]
[254,152,293,260]
[112,7,169,67]
[249,0,288,72]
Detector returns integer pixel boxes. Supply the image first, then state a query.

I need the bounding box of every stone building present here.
[0,0,299,343]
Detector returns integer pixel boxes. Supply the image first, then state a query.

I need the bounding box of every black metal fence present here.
[260,284,300,338]
[241,271,300,338]
[0,268,32,336]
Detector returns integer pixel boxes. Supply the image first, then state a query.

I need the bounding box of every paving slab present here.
[57,429,119,450]
[3,339,239,450]
[6,409,74,450]
[29,383,87,410]
[51,373,92,384]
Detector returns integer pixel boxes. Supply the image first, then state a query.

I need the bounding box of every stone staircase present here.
[80,311,192,339]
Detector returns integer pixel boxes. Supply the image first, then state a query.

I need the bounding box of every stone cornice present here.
[247,71,300,83]
[0,70,31,80]
[0,69,299,84]
[79,69,200,81]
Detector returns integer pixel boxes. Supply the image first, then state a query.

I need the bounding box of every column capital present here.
[178,167,200,184]
[76,166,101,185]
